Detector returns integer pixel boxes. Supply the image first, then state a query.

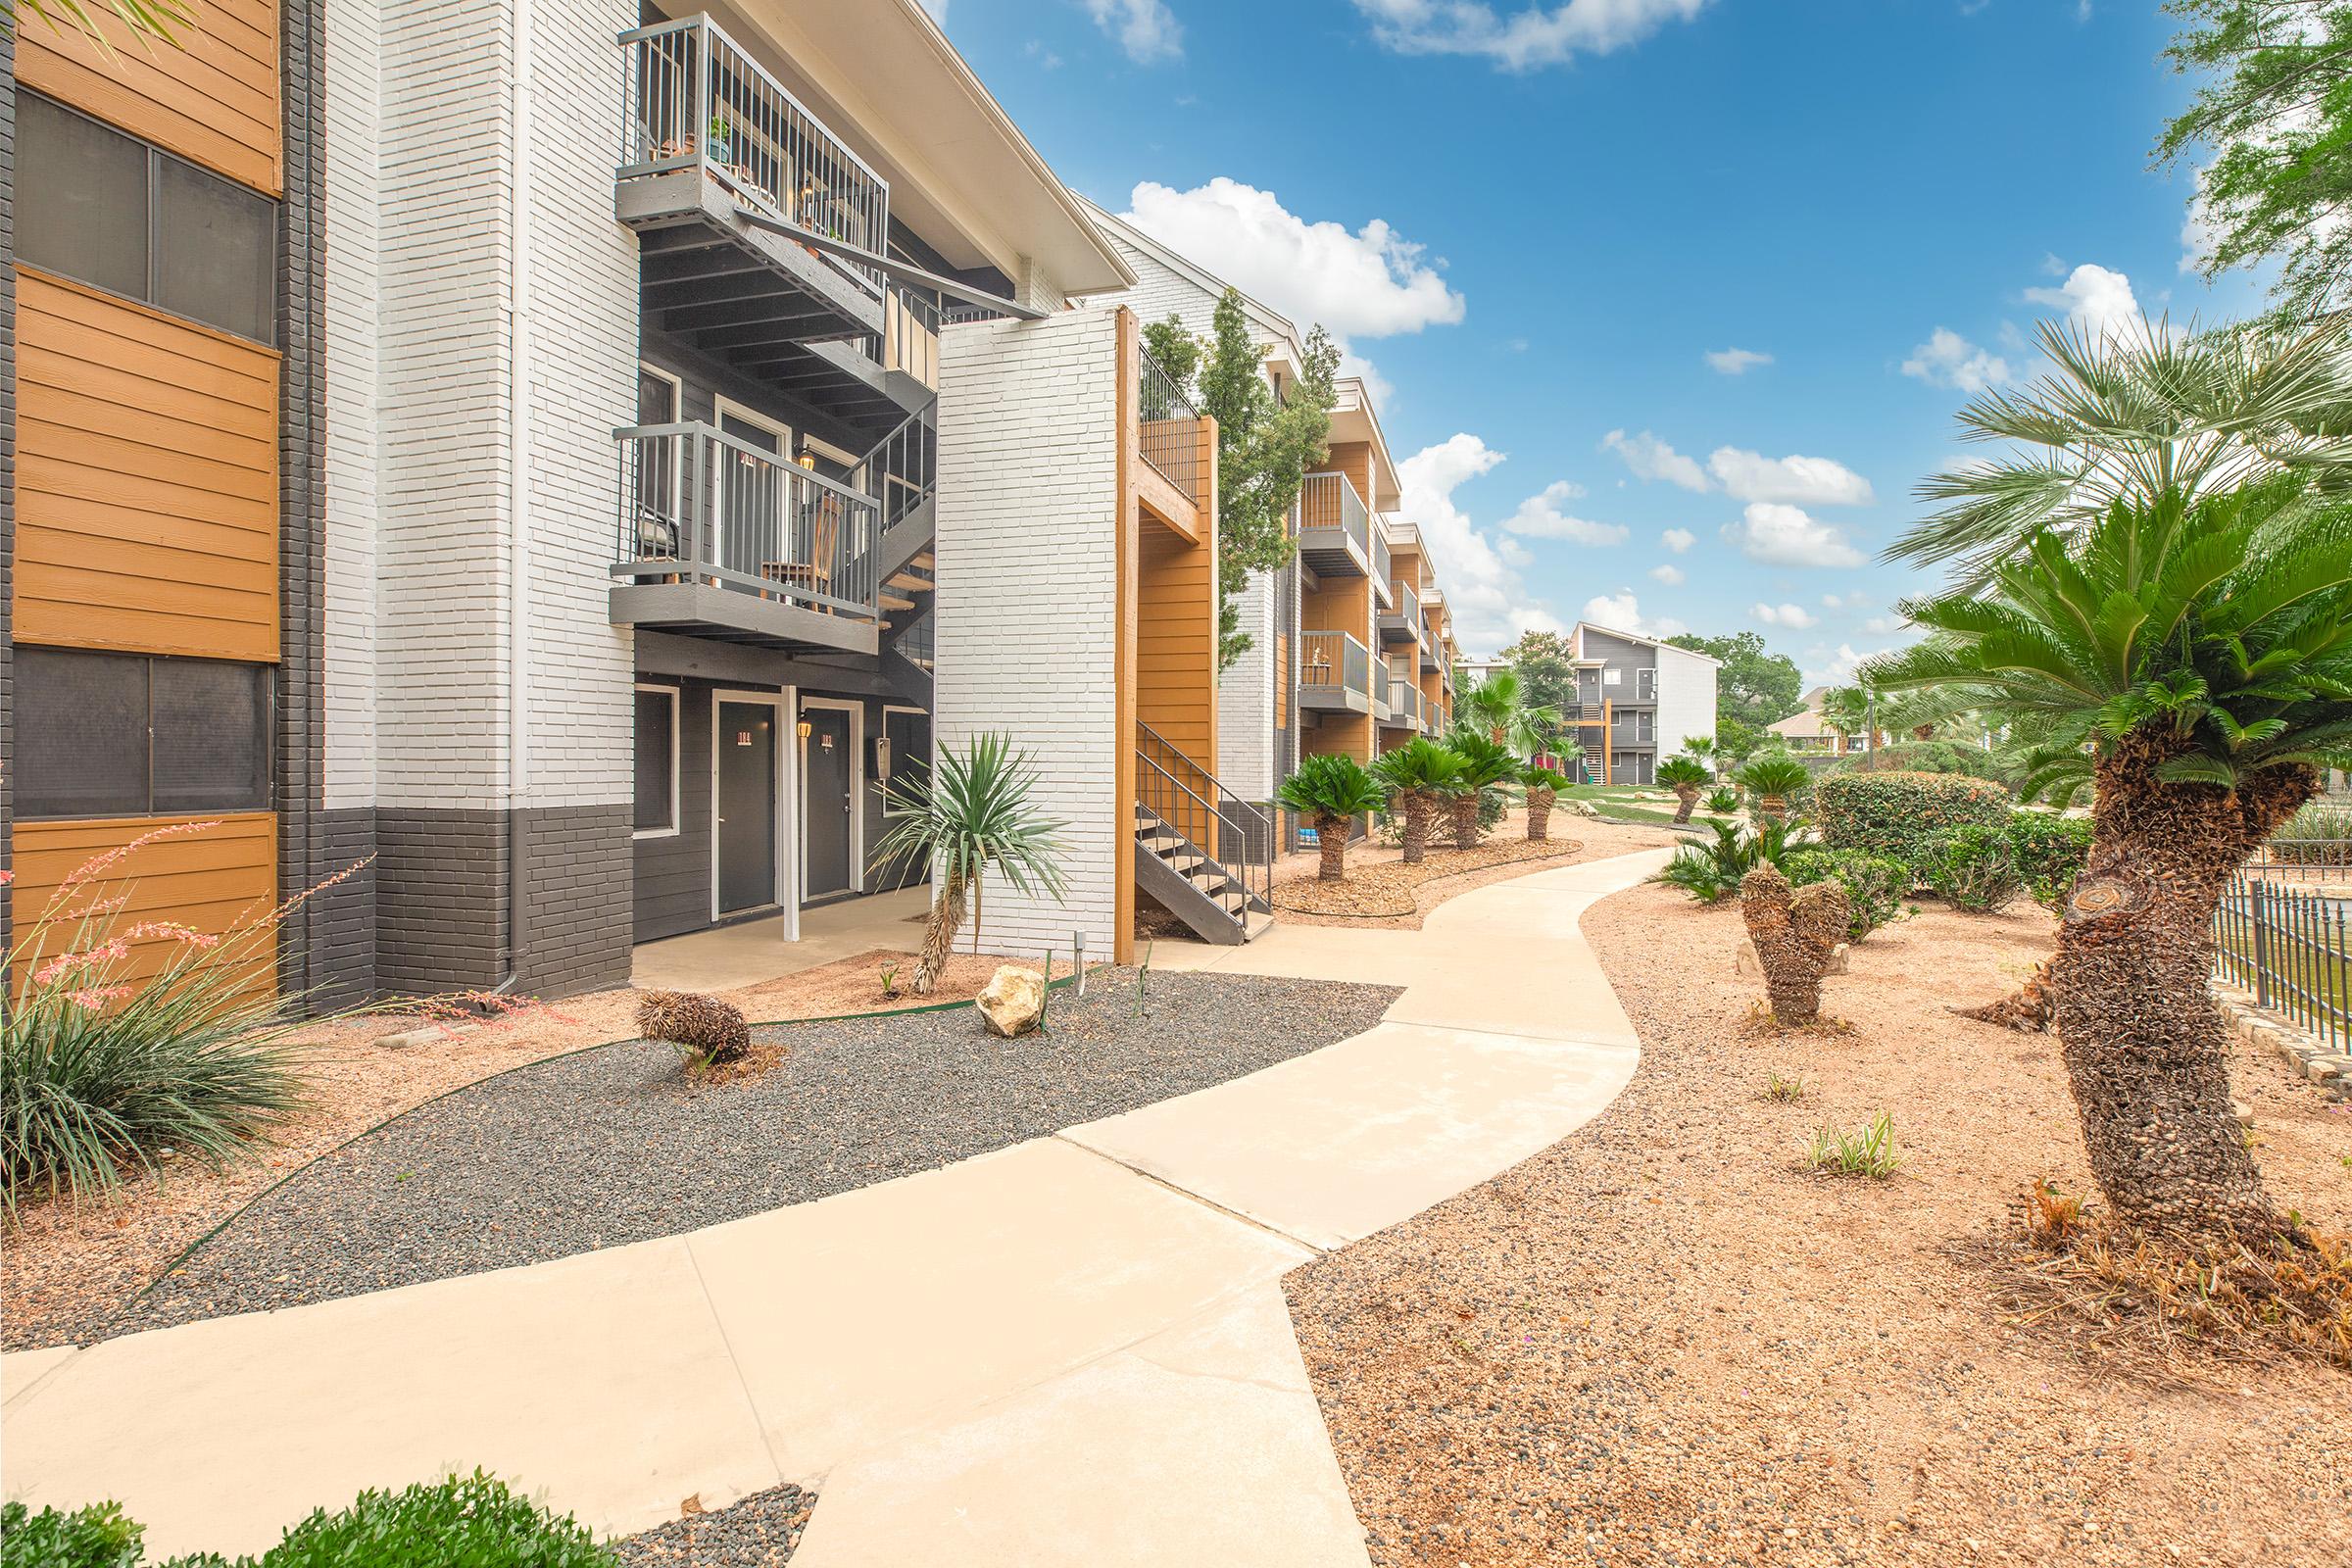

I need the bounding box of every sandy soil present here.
[2,946,1015,1350]
[1267,814,1679,931]
[1287,881,2352,1568]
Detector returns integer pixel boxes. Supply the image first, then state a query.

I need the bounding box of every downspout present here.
[501,0,535,993]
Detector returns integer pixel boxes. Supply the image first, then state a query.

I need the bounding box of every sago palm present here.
[871,734,1067,995]
[1444,732,1520,850]
[1277,754,1390,882]
[1866,480,2352,1243]
[1370,739,1464,863]
[1733,755,1811,823]
[1655,756,1711,823]
[1521,764,1570,841]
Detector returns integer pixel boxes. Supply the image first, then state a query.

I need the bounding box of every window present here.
[1636,667,1657,701]
[18,93,279,345]
[16,649,272,819]
[1603,667,1623,687]
[635,685,681,837]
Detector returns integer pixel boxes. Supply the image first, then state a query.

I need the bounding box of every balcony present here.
[1378,576,1421,645]
[1380,673,1422,731]
[1298,471,1371,578]
[1298,629,1372,714]
[1139,348,1206,509]
[610,420,881,656]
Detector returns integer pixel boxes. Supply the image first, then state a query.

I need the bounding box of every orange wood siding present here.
[1136,526,1217,770]
[1276,634,1290,728]
[19,0,283,195]
[15,270,281,662]
[11,814,277,984]
[1303,573,1370,638]
[1302,713,1371,763]
[1324,441,1373,512]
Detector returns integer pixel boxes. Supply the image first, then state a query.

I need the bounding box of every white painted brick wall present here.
[1218,572,1275,799]
[935,310,1121,958]
[1656,643,1718,759]
[323,0,382,810]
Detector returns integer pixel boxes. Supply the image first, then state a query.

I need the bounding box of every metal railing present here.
[618,15,889,295]
[1299,630,1371,698]
[2252,838,2352,882]
[1139,349,1202,502]
[614,420,878,619]
[1387,676,1422,729]
[1372,528,1393,604]
[1393,576,1420,631]
[858,401,936,542]
[864,281,941,389]
[1137,722,1273,921]
[1299,471,1370,564]
[2215,868,2350,1054]
[894,606,934,670]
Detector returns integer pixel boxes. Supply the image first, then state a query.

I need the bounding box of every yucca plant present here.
[1655,755,1711,823]
[1867,478,2352,1243]
[1277,754,1391,881]
[871,734,1068,995]
[1734,755,1812,823]
[1370,739,1464,863]
[1443,731,1521,850]
[1521,764,1570,841]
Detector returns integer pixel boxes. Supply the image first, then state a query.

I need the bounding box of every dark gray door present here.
[878,709,933,890]
[803,708,854,899]
[715,701,777,914]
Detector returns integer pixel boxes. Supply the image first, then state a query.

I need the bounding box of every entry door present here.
[878,709,933,890]
[715,701,778,914]
[803,708,855,899]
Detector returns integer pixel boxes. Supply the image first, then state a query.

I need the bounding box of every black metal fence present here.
[1138,350,1202,502]
[2214,868,2351,1053]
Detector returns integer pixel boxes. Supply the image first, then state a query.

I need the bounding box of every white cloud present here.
[2024,262,2140,341]
[1650,563,1686,586]
[1084,0,1183,64]
[1705,347,1773,375]
[1120,178,1464,339]
[1862,613,1910,636]
[1901,327,2010,393]
[1752,601,1819,629]
[1721,502,1866,568]
[1705,447,1874,508]
[1580,588,1686,640]
[1660,526,1694,554]
[1603,429,1707,491]
[1396,434,1566,652]
[1500,480,1628,545]
[1351,0,1711,71]
[1803,642,1895,687]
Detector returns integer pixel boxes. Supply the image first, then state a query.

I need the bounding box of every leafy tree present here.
[871,734,1067,994]
[1869,478,2352,1244]
[1666,630,1804,729]
[1497,628,1579,719]
[1713,716,1763,763]
[1147,291,1342,668]
[1277,754,1389,882]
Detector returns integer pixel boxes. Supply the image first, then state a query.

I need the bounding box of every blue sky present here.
[926,0,2262,680]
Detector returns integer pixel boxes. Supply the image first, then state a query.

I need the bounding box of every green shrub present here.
[1920,822,2023,912]
[2006,812,2093,910]
[1704,785,1740,815]
[2,1499,146,1568]
[1815,770,2012,869]
[1836,739,2017,788]
[1783,848,1910,941]
[2270,800,2352,864]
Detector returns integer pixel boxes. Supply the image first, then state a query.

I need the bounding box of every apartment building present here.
[1296,376,1408,765]
[1558,621,1718,784]
[1,2,1157,998]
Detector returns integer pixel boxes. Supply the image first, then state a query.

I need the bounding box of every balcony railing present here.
[1139,349,1202,502]
[1371,662,1392,714]
[1385,676,1422,729]
[1394,576,1421,632]
[1299,471,1371,570]
[863,281,941,390]
[615,420,878,619]
[1372,528,1394,607]
[1300,630,1371,699]
[858,402,936,543]
[619,15,889,293]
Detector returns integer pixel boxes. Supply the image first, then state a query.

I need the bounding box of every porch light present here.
[797,719,814,739]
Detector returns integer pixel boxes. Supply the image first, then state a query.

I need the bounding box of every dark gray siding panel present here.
[633,678,715,943]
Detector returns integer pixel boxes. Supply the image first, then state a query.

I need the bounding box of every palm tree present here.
[1891,313,2352,587]
[1458,669,1563,758]
[1867,480,2352,1244]
[1684,735,1720,780]
[1277,755,1390,882]
[870,734,1068,995]
[1733,755,1811,823]
[1371,739,1464,863]
[1819,686,1874,754]
[1655,756,1710,823]
[1444,732,1520,850]
[1521,763,1570,840]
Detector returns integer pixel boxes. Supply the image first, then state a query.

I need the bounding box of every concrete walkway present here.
[1,846,1670,1564]
[630,886,932,993]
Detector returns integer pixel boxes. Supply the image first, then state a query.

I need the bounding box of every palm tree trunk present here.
[913,870,967,996]
[2046,737,2314,1244]
[1316,814,1348,881]
[1673,785,1697,824]
[1526,787,1553,841]
[1450,794,1479,851]
[1400,793,1432,863]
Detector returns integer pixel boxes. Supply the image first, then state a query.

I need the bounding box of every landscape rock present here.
[976,965,1046,1037]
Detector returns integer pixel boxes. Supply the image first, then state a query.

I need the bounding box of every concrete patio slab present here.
[1,1238,780,1559]
[631,886,932,993]
[791,1284,1369,1568]
[1062,1021,1640,1250]
[686,1138,1313,1480]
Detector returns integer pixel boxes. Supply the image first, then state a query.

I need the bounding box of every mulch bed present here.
[1275,838,1588,918]
[79,969,1398,1346]
[612,1483,816,1567]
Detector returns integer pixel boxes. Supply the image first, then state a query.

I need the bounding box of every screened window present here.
[17,92,278,346]
[16,649,272,819]
[635,686,680,836]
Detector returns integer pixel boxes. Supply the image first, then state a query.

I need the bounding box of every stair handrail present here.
[859,397,938,538]
[1134,722,1273,919]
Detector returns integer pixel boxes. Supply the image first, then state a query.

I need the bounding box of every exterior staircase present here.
[1134,724,1274,946]
[864,401,937,707]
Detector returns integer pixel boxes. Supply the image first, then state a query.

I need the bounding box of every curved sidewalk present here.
[1,845,1671,1565]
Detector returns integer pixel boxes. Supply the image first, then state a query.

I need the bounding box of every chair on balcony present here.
[761,494,843,611]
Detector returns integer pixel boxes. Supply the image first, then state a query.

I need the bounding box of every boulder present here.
[977,965,1047,1038]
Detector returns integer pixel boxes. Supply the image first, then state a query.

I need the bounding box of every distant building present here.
[1768,687,1872,756]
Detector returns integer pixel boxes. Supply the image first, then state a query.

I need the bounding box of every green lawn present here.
[1554,783,1734,829]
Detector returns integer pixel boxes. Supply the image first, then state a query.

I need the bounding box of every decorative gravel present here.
[105,968,1396,1339]
[611,1483,816,1566]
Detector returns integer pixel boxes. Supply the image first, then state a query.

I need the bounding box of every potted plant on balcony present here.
[706,115,735,165]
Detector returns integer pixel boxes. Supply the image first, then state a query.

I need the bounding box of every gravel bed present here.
[611,1483,815,1566]
[102,969,1396,1340]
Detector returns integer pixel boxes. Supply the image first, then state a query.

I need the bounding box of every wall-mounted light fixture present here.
[796,719,814,739]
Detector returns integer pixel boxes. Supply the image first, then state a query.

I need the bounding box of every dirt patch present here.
[1,944,1016,1351]
[1286,882,2352,1567]
[1266,815,1677,931]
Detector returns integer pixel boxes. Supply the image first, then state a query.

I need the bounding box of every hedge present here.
[1815,770,2013,870]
